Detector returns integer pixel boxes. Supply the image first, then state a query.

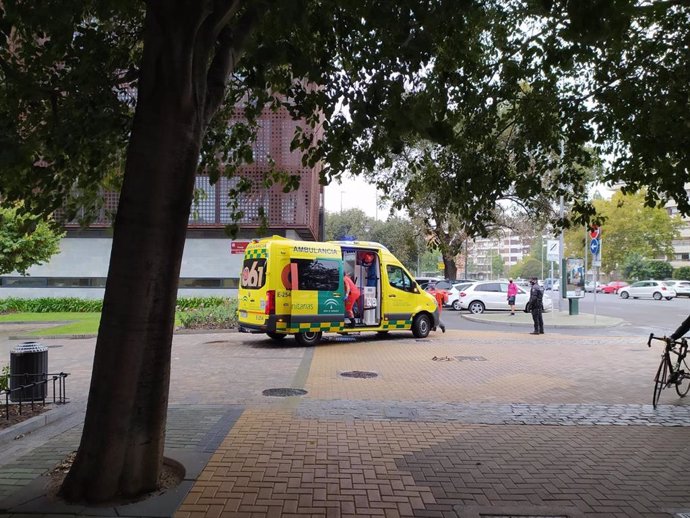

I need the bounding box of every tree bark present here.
[60,2,219,503]
[443,255,457,280]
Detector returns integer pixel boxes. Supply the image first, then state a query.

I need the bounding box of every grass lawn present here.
[0,312,101,335]
[0,312,183,336]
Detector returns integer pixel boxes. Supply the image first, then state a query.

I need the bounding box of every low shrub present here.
[0,364,8,391]
[175,297,230,311]
[0,296,233,314]
[178,299,238,329]
[0,297,103,313]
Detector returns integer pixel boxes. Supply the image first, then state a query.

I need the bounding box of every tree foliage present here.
[564,190,681,275]
[674,267,690,281]
[622,252,650,281]
[324,210,420,272]
[324,209,370,242]
[0,206,63,275]
[646,260,673,280]
[3,0,690,505]
[511,257,543,279]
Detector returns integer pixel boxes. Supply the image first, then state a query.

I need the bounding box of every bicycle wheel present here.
[676,359,690,397]
[653,358,668,409]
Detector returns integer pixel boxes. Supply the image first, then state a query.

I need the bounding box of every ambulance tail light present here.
[265,290,276,315]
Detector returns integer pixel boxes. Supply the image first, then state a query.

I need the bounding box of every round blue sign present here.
[590,238,600,255]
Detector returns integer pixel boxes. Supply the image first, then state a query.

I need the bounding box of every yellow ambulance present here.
[237,236,440,345]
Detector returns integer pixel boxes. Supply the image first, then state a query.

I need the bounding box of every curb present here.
[8,328,238,341]
[0,403,78,446]
[460,313,624,329]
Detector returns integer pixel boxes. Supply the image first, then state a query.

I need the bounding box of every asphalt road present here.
[443,290,690,338]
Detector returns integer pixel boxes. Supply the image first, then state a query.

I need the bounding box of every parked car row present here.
[418,278,553,314]
[416,275,690,314]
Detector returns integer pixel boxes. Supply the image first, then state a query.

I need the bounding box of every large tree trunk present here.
[60,3,217,503]
[443,255,457,280]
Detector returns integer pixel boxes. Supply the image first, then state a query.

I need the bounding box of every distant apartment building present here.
[0,107,324,299]
[467,230,533,279]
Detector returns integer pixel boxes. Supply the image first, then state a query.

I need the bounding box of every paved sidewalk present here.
[1,327,689,517]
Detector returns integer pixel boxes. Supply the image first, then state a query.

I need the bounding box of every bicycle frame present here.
[648,333,690,408]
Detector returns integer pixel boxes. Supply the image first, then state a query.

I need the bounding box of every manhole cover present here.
[332,336,357,342]
[340,371,378,378]
[455,356,487,362]
[384,408,418,419]
[262,388,308,397]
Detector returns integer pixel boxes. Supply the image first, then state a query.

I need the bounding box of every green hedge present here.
[0,297,103,313]
[174,297,230,311]
[0,296,234,314]
[178,299,238,329]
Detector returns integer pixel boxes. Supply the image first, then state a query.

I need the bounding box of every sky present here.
[323,173,390,219]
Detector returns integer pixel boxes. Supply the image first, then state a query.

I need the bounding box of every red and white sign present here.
[589,225,601,239]
[230,241,249,254]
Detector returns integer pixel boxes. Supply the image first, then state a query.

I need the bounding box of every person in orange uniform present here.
[344,272,360,326]
[431,287,447,333]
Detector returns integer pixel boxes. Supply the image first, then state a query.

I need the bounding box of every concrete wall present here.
[0,237,250,299]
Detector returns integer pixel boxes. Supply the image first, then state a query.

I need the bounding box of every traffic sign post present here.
[546,239,559,262]
[589,238,600,256]
[588,226,602,323]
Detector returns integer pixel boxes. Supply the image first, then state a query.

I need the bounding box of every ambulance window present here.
[387,265,413,292]
[292,259,340,291]
[240,258,267,290]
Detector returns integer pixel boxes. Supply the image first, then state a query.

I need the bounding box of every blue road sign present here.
[590,238,600,255]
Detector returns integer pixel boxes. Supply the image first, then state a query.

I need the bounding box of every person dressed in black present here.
[528,276,544,335]
[669,315,690,340]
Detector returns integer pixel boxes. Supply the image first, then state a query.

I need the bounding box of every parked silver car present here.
[457,281,553,314]
[618,280,677,300]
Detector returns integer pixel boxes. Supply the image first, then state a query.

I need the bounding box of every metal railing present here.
[1,372,70,420]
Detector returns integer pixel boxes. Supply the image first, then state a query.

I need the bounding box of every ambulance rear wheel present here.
[412,314,431,338]
[267,332,286,341]
[295,331,322,346]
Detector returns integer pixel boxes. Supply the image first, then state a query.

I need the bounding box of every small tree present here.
[0,206,64,275]
[647,260,673,280]
[674,267,690,280]
[622,253,650,281]
[492,254,505,278]
[511,258,542,279]
[324,209,372,241]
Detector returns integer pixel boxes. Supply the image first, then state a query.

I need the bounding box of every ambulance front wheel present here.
[412,314,431,338]
[267,332,286,341]
[295,331,323,346]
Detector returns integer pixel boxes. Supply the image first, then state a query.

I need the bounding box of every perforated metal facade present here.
[64,107,323,241]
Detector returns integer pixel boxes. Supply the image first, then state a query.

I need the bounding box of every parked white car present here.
[446,282,474,311]
[662,280,690,297]
[585,281,603,293]
[457,281,553,314]
[618,280,677,300]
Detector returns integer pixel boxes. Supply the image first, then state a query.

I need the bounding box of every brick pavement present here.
[1,327,690,517]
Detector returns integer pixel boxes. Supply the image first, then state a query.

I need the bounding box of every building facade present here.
[0,107,324,299]
[467,230,533,279]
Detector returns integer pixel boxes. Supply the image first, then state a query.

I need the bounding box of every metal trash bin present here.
[9,341,48,402]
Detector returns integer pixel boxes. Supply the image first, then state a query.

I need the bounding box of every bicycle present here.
[648,333,690,408]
